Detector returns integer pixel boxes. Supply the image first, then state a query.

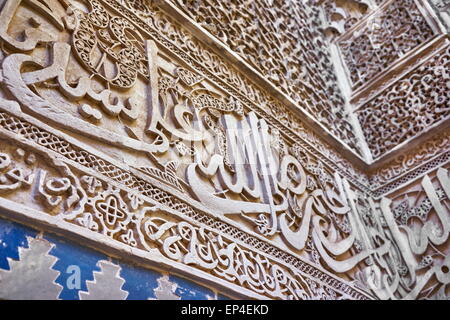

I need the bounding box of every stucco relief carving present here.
[163,0,361,153]
[364,166,450,300]
[337,0,435,89]
[319,0,449,162]
[70,0,149,89]
[370,130,450,197]
[0,0,448,301]
[0,117,374,299]
[320,0,371,35]
[0,0,376,298]
[110,0,366,170]
[0,1,366,192]
[356,45,450,159]
[430,0,450,30]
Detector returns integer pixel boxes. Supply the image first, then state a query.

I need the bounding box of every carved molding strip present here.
[370,130,450,197]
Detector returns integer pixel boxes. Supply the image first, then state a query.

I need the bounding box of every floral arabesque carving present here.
[370,130,450,196]
[0,125,371,300]
[156,0,361,153]
[0,0,373,278]
[320,0,371,35]
[0,97,370,299]
[0,0,448,302]
[110,0,369,178]
[356,45,450,159]
[71,0,149,88]
[338,0,434,89]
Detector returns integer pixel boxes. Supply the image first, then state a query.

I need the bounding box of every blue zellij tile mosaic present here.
[0,216,227,300]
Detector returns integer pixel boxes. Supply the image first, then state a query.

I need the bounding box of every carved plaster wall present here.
[0,0,448,300]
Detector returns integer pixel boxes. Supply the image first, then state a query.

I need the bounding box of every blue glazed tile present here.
[217,293,232,300]
[44,233,107,300]
[170,275,215,300]
[0,217,38,270]
[0,217,230,300]
[118,262,162,300]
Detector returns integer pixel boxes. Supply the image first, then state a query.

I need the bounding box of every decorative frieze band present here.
[0,99,371,300]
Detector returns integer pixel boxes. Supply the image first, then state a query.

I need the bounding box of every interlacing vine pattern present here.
[337,0,434,89]
[71,0,149,88]
[0,133,367,299]
[319,0,448,161]
[0,0,448,300]
[164,0,361,152]
[356,45,450,159]
[369,130,450,197]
